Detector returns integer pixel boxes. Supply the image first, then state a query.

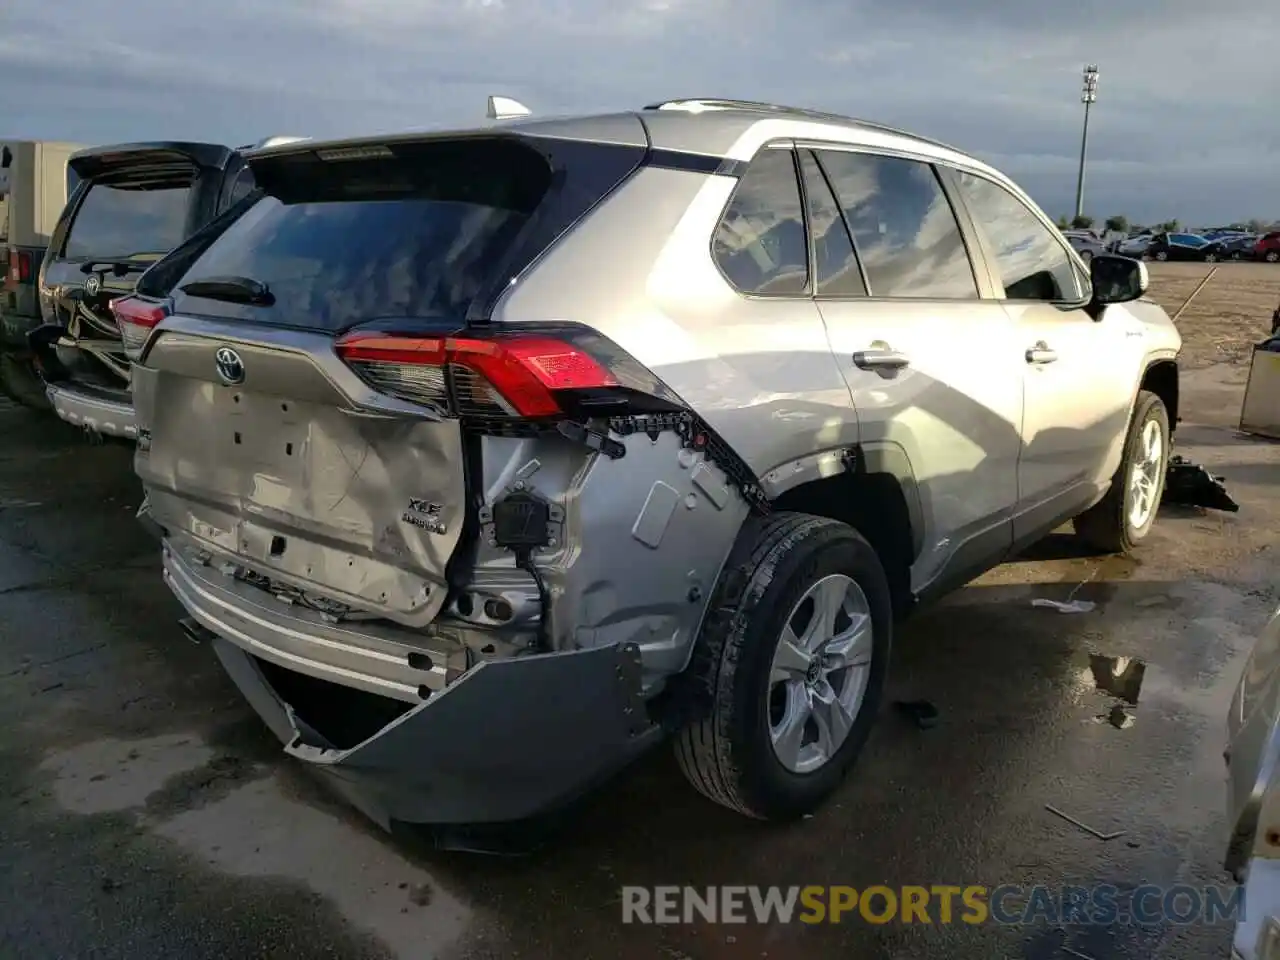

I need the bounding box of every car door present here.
[949,168,1142,543]
[807,147,1024,591]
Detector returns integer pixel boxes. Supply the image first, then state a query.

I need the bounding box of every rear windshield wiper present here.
[79,257,158,276]
[178,275,275,306]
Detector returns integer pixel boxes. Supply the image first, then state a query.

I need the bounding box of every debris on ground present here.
[894,699,939,729]
[1045,804,1124,841]
[1163,455,1239,512]
[1031,598,1096,614]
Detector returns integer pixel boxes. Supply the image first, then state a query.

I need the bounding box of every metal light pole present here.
[1074,64,1098,222]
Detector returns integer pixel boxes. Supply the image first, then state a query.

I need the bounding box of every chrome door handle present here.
[1025,343,1058,365]
[852,348,910,371]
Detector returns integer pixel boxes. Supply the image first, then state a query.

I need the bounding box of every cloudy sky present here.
[2,0,1276,226]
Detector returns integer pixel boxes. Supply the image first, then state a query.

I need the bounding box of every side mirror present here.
[1090,254,1149,306]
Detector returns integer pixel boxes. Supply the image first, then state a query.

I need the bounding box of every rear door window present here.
[173,138,557,331]
[799,150,865,297]
[62,180,193,260]
[712,147,809,297]
[816,150,978,299]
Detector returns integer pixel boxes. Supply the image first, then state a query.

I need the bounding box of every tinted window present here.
[817,151,977,299]
[63,182,192,260]
[800,151,865,297]
[65,167,80,198]
[954,171,1081,302]
[712,148,808,296]
[174,139,553,331]
[220,165,256,211]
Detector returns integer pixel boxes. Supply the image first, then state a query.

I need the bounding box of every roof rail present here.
[642,98,960,153]
[238,135,309,151]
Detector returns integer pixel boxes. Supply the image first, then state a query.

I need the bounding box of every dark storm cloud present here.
[2,0,1276,224]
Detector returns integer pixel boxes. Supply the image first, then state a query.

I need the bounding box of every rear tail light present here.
[335,332,620,421]
[5,249,32,288]
[110,295,170,359]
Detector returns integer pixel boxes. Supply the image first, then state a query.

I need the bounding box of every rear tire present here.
[1266,251,1280,264]
[673,512,892,821]
[1073,390,1170,554]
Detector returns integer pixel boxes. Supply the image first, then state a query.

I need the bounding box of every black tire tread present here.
[1074,390,1167,553]
[673,511,883,819]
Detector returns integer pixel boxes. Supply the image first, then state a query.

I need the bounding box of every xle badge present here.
[403,498,446,534]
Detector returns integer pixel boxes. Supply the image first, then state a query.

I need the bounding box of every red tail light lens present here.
[335,332,619,419]
[5,249,31,288]
[110,296,170,359]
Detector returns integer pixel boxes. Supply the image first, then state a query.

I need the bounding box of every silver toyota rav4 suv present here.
[121,98,1182,835]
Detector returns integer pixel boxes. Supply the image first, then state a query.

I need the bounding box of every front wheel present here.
[1204,252,1219,263]
[1266,251,1280,264]
[1154,250,1169,261]
[674,513,892,821]
[1073,390,1171,554]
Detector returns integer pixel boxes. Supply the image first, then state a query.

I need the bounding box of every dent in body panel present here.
[492,165,861,485]
[473,429,749,692]
[132,330,468,628]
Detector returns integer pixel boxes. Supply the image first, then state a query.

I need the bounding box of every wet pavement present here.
[1,364,1277,959]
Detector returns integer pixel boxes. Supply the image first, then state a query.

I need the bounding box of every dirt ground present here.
[1144,261,1280,369]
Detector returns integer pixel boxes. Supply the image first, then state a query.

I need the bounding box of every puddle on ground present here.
[1094,702,1137,729]
[1089,655,1147,704]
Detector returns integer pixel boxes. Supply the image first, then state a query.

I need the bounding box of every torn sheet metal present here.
[1163,455,1239,513]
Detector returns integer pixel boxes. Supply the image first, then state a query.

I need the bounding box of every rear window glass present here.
[173,139,553,331]
[64,181,192,260]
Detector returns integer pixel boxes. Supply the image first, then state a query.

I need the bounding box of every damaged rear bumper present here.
[162,537,663,827]
[210,634,663,828]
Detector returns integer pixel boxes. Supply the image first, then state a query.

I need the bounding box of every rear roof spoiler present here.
[68,141,236,180]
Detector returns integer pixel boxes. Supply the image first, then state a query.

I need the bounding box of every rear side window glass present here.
[816,150,978,299]
[800,150,865,298]
[814,150,972,299]
[712,148,809,297]
[953,171,1082,302]
[174,138,554,331]
[63,181,192,260]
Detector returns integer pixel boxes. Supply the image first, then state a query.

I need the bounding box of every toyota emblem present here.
[83,274,101,297]
[214,347,245,385]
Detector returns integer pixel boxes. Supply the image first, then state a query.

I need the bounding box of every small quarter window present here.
[712,148,809,297]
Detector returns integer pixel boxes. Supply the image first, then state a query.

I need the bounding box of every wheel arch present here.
[766,443,923,618]
[1140,357,1179,432]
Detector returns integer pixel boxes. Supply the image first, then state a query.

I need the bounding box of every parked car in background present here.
[1115,233,1154,257]
[0,140,85,408]
[1064,232,1105,262]
[1224,603,1280,959]
[1204,234,1258,261]
[30,137,304,439]
[122,98,1181,839]
[1256,233,1280,264]
[1143,231,1213,262]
